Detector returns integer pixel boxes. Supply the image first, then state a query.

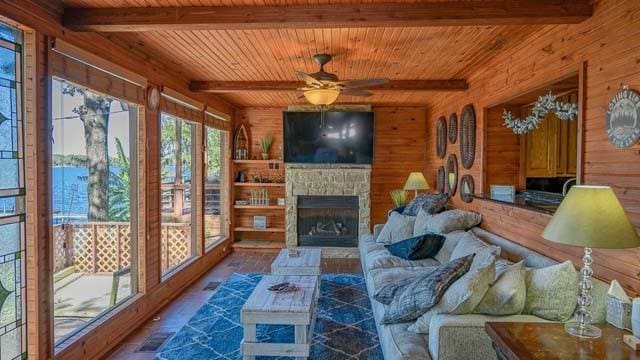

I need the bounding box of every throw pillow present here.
[384,233,446,260]
[409,257,496,334]
[374,268,436,305]
[474,261,526,316]
[403,193,449,216]
[376,212,416,244]
[421,209,482,234]
[433,231,467,264]
[522,261,578,321]
[449,231,501,263]
[381,255,474,324]
[388,206,406,216]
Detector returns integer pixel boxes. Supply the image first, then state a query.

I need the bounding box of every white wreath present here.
[502,92,578,134]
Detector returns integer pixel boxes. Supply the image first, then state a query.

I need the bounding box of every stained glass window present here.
[0,23,26,360]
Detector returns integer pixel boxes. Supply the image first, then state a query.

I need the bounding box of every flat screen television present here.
[283,111,375,164]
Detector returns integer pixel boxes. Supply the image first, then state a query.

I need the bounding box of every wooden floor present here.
[105,249,362,359]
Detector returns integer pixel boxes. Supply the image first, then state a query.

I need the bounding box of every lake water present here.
[52,166,121,223]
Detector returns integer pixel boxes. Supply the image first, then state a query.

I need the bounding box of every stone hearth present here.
[285,164,371,258]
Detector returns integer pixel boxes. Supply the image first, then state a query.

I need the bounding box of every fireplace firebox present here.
[297,196,359,247]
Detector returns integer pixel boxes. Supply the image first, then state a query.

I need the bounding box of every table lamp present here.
[403,172,430,197]
[542,185,640,339]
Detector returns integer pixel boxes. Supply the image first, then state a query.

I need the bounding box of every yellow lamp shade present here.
[542,185,640,249]
[403,172,430,191]
[303,89,340,106]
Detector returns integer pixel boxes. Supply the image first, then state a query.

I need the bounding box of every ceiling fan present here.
[297,54,389,106]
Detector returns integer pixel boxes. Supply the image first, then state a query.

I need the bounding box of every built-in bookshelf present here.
[231,110,286,249]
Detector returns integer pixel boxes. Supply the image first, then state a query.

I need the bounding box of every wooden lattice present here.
[161,224,192,274]
[55,222,192,274]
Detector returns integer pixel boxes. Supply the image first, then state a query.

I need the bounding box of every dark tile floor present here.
[106,249,362,359]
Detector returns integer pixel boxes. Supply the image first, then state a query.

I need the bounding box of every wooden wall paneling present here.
[483,106,521,193]
[371,107,427,226]
[24,30,54,360]
[424,0,640,293]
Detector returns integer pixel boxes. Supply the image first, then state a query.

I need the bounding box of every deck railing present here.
[53,222,192,274]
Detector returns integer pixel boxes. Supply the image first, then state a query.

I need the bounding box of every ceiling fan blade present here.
[341,88,373,97]
[296,71,323,86]
[339,78,389,89]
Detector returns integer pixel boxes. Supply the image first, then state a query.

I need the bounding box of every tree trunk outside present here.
[81,92,112,221]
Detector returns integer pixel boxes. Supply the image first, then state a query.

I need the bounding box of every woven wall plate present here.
[437,166,446,193]
[436,116,447,159]
[460,175,475,203]
[446,154,458,196]
[448,113,458,144]
[459,104,476,169]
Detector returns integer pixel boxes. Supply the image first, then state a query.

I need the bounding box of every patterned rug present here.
[155,273,383,360]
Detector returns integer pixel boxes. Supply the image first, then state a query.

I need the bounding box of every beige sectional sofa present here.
[360,225,608,360]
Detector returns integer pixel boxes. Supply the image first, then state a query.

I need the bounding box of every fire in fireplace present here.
[297,196,359,247]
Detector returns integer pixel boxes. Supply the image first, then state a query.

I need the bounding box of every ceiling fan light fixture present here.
[303,88,340,106]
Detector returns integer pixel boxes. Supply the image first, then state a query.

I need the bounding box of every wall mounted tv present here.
[283,111,375,164]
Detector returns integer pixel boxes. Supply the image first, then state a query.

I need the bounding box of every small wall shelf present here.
[234,205,284,210]
[234,182,285,187]
[234,227,285,233]
[233,159,283,165]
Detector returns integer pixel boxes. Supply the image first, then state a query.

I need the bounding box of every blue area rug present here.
[155,273,383,360]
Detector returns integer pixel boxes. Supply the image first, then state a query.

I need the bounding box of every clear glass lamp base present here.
[565,322,602,339]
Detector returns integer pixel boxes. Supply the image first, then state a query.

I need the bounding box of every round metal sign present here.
[606,88,640,148]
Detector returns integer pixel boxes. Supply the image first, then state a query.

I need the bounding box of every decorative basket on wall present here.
[459,104,476,169]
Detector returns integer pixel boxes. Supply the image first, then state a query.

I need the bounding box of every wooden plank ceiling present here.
[60,0,560,107]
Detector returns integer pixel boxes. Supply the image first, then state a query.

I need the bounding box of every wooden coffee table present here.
[485,322,640,360]
[241,275,319,360]
[271,248,321,276]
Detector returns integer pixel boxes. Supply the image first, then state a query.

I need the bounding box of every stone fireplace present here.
[285,164,371,257]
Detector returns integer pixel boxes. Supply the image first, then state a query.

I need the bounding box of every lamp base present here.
[564,322,601,339]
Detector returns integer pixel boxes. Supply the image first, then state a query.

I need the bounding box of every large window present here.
[204,125,227,248]
[51,78,138,344]
[0,23,27,359]
[160,113,196,275]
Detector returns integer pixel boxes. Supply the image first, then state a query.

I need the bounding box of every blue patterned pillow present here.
[384,233,445,260]
[382,254,474,324]
[403,193,449,216]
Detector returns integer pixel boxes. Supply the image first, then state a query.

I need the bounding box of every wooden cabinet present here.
[522,93,578,179]
[524,111,558,178]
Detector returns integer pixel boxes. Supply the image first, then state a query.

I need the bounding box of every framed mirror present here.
[436,116,447,159]
[446,154,458,196]
[437,166,446,193]
[460,104,476,169]
[460,175,475,203]
[448,113,458,143]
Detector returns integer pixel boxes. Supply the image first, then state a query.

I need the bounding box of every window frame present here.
[49,76,142,347]
[204,124,229,251]
[159,112,201,279]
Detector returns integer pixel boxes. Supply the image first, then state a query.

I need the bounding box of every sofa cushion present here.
[364,247,441,273]
[409,257,495,334]
[403,193,449,216]
[382,255,473,324]
[428,314,550,360]
[523,260,578,321]
[377,212,416,244]
[475,261,526,316]
[385,233,445,260]
[370,298,431,360]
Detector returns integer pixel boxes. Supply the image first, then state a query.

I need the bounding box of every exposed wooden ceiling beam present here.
[189,80,469,93]
[63,1,592,32]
